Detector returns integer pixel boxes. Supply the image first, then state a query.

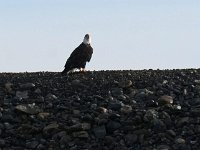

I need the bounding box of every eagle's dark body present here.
[61,42,93,74]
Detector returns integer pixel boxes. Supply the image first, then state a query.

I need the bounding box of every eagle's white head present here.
[83,34,91,45]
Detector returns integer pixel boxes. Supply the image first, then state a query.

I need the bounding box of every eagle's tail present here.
[61,67,70,75]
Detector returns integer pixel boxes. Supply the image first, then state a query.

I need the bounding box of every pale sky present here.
[0,0,200,72]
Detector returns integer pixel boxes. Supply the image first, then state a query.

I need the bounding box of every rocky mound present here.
[0,69,200,150]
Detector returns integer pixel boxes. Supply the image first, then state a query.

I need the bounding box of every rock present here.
[157,144,171,150]
[159,95,173,105]
[121,105,132,114]
[43,123,59,133]
[104,136,114,145]
[190,108,200,116]
[46,93,57,100]
[37,144,46,149]
[111,88,123,97]
[20,83,35,89]
[119,80,133,88]
[91,103,97,109]
[106,121,121,133]
[93,125,107,138]
[15,104,41,115]
[68,123,91,131]
[73,110,80,115]
[1,69,200,149]
[37,112,50,119]
[0,139,5,146]
[97,107,108,113]
[151,118,166,132]
[34,88,42,94]
[175,138,186,144]
[177,117,190,127]
[26,141,39,149]
[72,131,89,138]
[143,109,158,122]
[146,100,158,107]
[167,130,176,137]
[16,91,29,99]
[124,134,137,145]
[5,82,13,93]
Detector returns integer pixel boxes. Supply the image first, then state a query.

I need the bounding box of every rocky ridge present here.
[0,69,200,149]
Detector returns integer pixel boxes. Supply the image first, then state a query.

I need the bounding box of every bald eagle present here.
[61,34,93,75]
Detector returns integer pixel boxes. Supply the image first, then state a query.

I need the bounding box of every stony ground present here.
[0,69,200,150]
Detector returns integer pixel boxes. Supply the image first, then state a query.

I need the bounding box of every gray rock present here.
[43,123,59,132]
[93,125,107,138]
[121,105,132,114]
[119,80,132,88]
[157,144,171,150]
[5,82,13,93]
[72,131,89,138]
[20,83,35,89]
[175,138,186,144]
[68,123,91,131]
[16,91,29,99]
[144,109,158,122]
[37,112,50,119]
[111,88,123,97]
[46,93,57,100]
[15,104,41,115]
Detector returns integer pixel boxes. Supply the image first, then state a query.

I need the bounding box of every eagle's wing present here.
[86,46,93,62]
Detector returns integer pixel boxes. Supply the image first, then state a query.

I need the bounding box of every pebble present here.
[159,95,173,105]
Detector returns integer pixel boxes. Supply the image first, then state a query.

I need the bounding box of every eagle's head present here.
[83,34,91,45]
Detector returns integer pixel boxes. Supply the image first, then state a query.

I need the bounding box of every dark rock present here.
[16,91,29,99]
[177,117,190,127]
[106,121,121,133]
[43,123,59,133]
[109,101,122,111]
[72,131,89,138]
[93,125,107,138]
[144,109,158,122]
[0,139,5,147]
[124,134,137,145]
[111,88,123,97]
[67,123,91,131]
[151,118,166,132]
[26,140,39,149]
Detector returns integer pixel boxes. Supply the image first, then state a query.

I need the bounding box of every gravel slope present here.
[0,69,200,150]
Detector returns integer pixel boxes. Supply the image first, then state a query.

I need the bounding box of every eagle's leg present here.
[80,68,86,72]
